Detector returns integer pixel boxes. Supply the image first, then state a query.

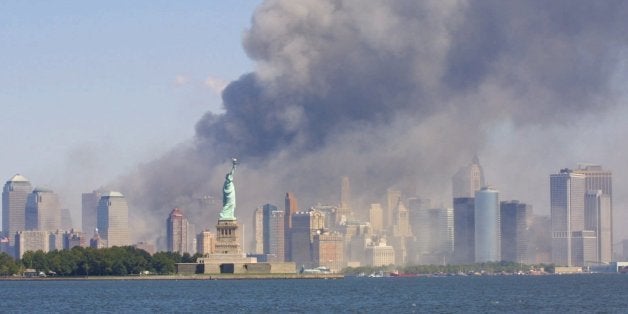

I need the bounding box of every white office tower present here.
[97,191,130,247]
[2,174,32,246]
[475,187,500,262]
[550,169,586,266]
[452,156,485,198]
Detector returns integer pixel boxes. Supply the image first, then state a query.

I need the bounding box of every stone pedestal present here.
[215,219,241,254]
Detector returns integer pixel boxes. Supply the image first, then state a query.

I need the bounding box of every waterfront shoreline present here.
[0,273,344,281]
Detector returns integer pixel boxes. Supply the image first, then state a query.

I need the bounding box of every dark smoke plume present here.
[120,0,628,245]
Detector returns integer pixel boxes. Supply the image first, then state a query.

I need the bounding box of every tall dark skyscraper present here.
[2,174,32,246]
[82,190,102,235]
[284,192,298,259]
[500,200,532,264]
[336,176,352,223]
[166,208,189,253]
[261,203,278,254]
[453,197,475,264]
[269,209,285,262]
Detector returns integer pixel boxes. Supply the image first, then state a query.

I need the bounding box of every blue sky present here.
[0,1,261,208]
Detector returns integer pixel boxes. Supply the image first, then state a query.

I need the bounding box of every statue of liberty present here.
[219,158,238,220]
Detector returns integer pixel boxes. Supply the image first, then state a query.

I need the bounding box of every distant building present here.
[452,156,485,198]
[2,174,32,246]
[96,191,130,247]
[269,210,285,262]
[166,208,189,253]
[577,164,613,264]
[60,208,73,230]
[196,230,215,256]
[63,229,86,249]
[336,177,352,224]
[453,197,475,264]
[261,203,278,254]
[385,189,401,230]
[82,191,103,237]
[475,187,500,262]
[551,169,587,266]
[313,231,345,273]
[15,230,50,259]
[289,210,325,267]
[365,240,395,266]
[90,229,107,249]
[253,207,264,254]
[284,193,299,259]
[500,201,532,264]
[368,203,383,233]
[25,188,61,231]
[134,241,156,255]
[410,207,454,265]
[392,199,411,238]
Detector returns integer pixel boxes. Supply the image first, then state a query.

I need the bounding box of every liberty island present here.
[181,159,298,275]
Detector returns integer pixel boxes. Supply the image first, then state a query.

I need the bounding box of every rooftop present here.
[7,174,29,182]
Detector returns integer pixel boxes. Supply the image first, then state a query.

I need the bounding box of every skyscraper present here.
[289,210,325,267]
[500,200,532,264]
[269,209,285,262]
[166,208,189,253]
[260,203,278,254]
[386,189,401,230]
[25,188,61,231]
[475,187,500,262]
[253,207,264,254]
[393,199,411,237]
[336,176,352,223]
[550,169,586,266]
[407,197,454,265]
[585,190,611,263]
[2,174,32,246]
[284,193,298,259]
[453,197,475,264]
[368,203,383,233]
[97,191,130,247]
[575,165,613,264]
[452,156,485,198]
[82,190,102,235]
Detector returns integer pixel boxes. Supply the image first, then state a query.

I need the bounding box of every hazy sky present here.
[0,1,260,217]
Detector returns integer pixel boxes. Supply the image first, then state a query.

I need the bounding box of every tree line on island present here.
[0,247,554,277]
[0,247,201,276]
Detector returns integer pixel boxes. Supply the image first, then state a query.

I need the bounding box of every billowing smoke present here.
[119,0,628,246]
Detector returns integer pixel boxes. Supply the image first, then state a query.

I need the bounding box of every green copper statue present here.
[219,158,238,220]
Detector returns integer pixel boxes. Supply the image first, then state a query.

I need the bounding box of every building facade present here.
[550,169,586,266]
[96,191,130,247]
[2,174,32,246]
[166,208,189,253]
[453,197,475,264]
[452,156,485,198]
[500,200,532,264]
[25,188,60,231]
[82,190,102,236]
[475,187,500,262]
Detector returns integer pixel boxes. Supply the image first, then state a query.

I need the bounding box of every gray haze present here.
[117,0,628,247]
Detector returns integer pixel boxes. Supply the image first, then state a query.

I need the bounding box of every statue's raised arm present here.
[219,158,238,220]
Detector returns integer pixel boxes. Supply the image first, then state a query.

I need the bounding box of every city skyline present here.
[3,1,628,252]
